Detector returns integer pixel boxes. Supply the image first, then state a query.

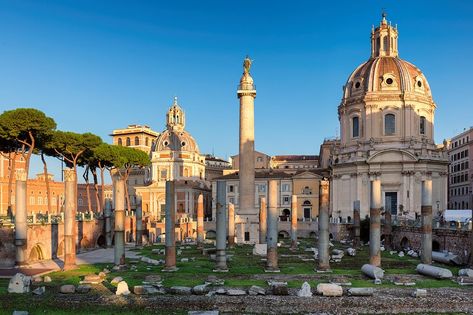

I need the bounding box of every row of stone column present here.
[368,178,433,267]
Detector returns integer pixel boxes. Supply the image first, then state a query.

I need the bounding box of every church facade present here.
[330,15,448,220]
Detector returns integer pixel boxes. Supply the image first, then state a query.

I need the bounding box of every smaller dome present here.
[155,129,200,153]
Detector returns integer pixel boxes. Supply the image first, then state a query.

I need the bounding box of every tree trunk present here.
[83,166,93,213]
[41,152,52,214]
[99,165,105,211]
[91,167,101,213]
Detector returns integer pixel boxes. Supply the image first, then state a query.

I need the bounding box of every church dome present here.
[154,129,200,153]
[342,14,432,100]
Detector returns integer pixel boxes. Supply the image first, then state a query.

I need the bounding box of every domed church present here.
[136,97,210,222]
[330,14,448,219]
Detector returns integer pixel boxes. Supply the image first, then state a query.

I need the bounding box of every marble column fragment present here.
[369,178,381,267]
[228,202,235,247]
[290,195,298,250]
[353,200,361,248]
[259,197,267,244]
[113,175,126,266]
[64,168,77,270]
[266,180,279,272]
[14,170,27,266]
[135,195,143,247]
[104,198,112,248]
[317,180,330,271]
[196,193,204,248]
[163,181,177,271]
[214,180,228,271]
[421,179,433,264]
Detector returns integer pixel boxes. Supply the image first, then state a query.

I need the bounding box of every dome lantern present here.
[371,12,399,58]
[166,97,186,131]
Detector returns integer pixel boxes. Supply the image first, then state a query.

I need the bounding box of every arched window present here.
[420,116,426,135]
[134,136,139,145]
[352,116,359,138]
[126,137,131,146]
[385,114,395,135]
[118,138,122,146]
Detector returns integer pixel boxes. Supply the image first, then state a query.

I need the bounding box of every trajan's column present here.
[237,56,257,243]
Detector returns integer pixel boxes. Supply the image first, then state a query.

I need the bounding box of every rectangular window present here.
[419,116,426,135]
[258,184,266,192]
[283,196,290,205]
[352,116,359,137]
[385,114,396,135]
[160,169,167,181]
[282,184,290,192]
[244,232,250,241]
[228,185,234,193]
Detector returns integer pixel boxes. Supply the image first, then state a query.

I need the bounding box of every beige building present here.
[231,151,271,170]
[212,169,323,241]
[111,124,159,154]
[330,14,448,220]
[204,155,231,181]
[447,127,472,210]
[135,98,211,220]
[271,155,318,170]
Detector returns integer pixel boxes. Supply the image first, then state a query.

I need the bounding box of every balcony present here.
[237,83,256,91]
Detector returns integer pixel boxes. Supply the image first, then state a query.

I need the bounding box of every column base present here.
[161,266,179,272]
[212,268,229,273]
[264,268,280,273]
[315,268,332,273]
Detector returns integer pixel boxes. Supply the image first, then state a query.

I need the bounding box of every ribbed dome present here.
[154,129,200,153]
[343,56,432,99]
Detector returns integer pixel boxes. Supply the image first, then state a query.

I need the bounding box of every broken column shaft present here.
[317,180,330,271]
[370,178,381,267]
[64,168,77,270]
[214,180,228,271]
[196,193,204,248]
[259,197,267,244]
[228,202,235,247]
[135,195,143,247]
[14,170,27,266]
[104,198,112,248]
[164,181,177,271]
[290,195,298,250]
[266,179,279,272]
[421,179,433,264]
[353,200,361,248]
[113,175,126,266]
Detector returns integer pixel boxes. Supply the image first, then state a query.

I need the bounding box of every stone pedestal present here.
[63,168,77,270]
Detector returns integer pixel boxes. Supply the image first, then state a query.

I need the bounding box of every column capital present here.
[15,169,27,181]
[64,168,76,182]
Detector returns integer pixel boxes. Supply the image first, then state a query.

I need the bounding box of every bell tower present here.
[166,97,185,131]
[371,12,399,58]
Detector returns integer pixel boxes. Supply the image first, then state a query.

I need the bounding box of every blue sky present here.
[0,1,472,180]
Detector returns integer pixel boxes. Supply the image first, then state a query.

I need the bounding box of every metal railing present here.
[237,83,256,90]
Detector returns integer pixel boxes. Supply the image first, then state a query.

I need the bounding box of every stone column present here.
[214,180,228,271]
[317,180,330,272]
[237,57,257,242]
[63,168,78,270]
[259,197,267,244]
[163,181,177,271]
[369,178,382,267]
[196,193,204,248]
[113,175,126,267]
[421,179,433,264]
[104,198,112,248]
[135,195,143,247]
[265,180,279,272]
[14,170,27,266]
[384,208,392,250]
[290,195,298,250]
[353,200,361,248]
[228,202,235,247]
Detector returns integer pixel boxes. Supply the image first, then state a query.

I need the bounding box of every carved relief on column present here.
[15,169,27,181]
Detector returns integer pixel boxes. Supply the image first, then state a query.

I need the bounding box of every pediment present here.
[293,171,323,179]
